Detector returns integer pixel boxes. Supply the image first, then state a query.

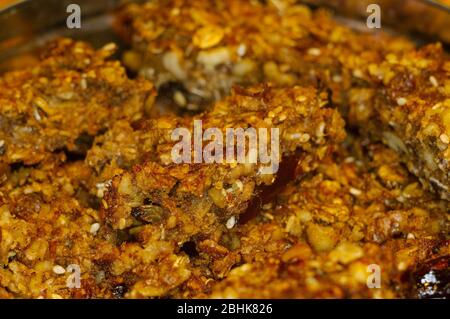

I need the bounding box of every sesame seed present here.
[33,108,42,122]
[171,7,180,15]
[307,48,321,56]
[96,180,111,198]
[273,106,283,114]
[102,43,117,52]
[300,133,310,142]
[174,90,187,107]
[332,75,342,83]
[407,233,415,240]
[429,75,438,87]
[432,102,442,110]
[53,265,66,274]
[80,78,87,90]
[90,223,100,234]
[396,97,407,106]
[57,92,74,100]
[226,216,236,229]
[439,133,449,144]
[0,140,5,148]
[397,261,407,271]
[296,95,307,102]
[349,187,362,196]
[344,157,355,163]
[290,133,310,142]
[118,218,126,229]
[34,97,48,109]
[237,44,247,56]
[353,69,364,78]
[234,180,243,191]
[316,122,326,137]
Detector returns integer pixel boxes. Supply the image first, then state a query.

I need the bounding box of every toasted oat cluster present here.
[0,0,449,300]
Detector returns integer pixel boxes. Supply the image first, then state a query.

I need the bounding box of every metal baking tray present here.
[303,0,450,44]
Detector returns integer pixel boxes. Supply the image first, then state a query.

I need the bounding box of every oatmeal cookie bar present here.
[189,141,449,298]
[348,44,450,200]
[0,153,194,299]
[115,0,412,110]
[99,84,345,297]
[0,38,155,166]
[103,84,345,230]
[116,0,450,201]
[87,83,344,197]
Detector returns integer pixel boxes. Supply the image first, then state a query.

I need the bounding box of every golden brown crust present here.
[117,1,450,200]
[0,38,159,299]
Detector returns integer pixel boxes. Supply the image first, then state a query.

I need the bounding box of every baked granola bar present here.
[348,44,450,200]
[99,84,345,297]
[0,38,155,166]
[188,141,450,298]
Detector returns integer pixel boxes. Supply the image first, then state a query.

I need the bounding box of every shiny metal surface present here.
[302,0,450,44]
[0,0,134,69]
